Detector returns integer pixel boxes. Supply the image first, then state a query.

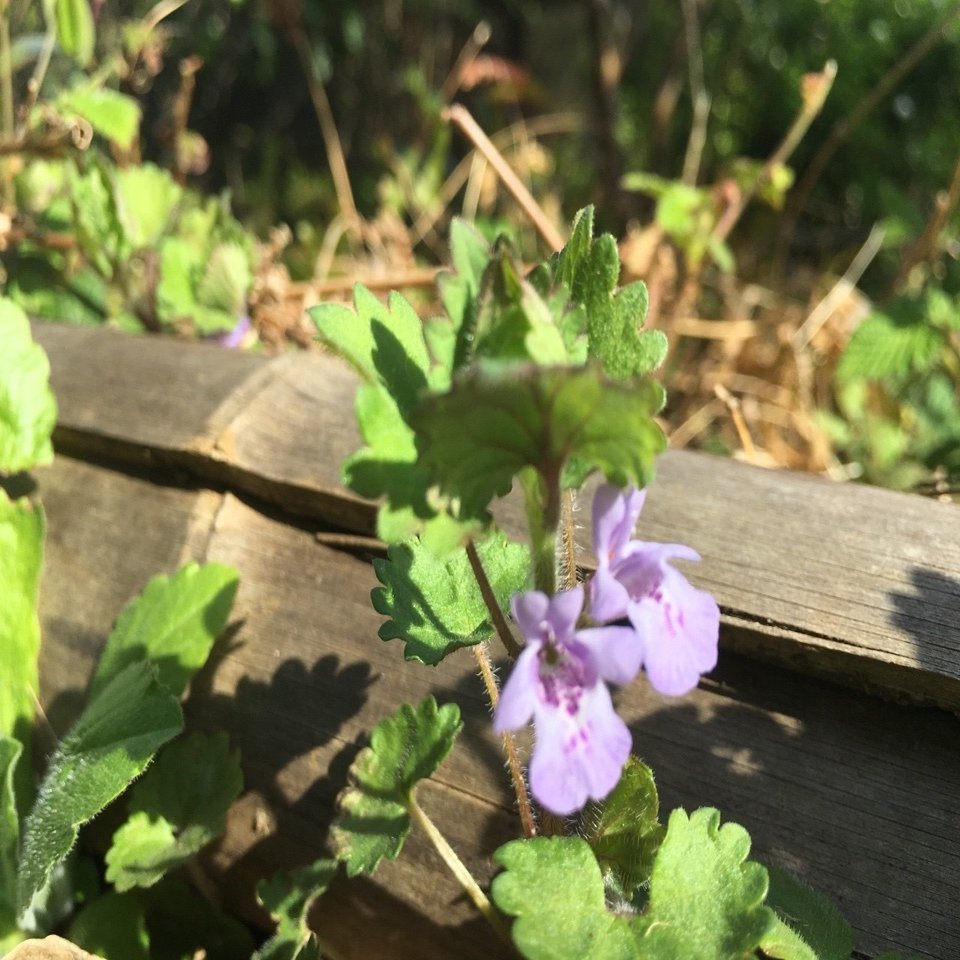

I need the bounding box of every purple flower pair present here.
[493,484,719,816]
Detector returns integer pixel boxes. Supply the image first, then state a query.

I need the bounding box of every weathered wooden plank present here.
[33,320,960,711]
[36,454,960,959]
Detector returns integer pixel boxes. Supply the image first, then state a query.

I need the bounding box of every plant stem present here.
[409,796,513,946]
[558,488,578,592]
[466,539,520,659]
[472,642,537,839]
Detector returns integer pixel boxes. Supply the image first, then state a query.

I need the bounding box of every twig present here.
[792,221,885,351]
[472,642,537,840]
[713,60,836,246]
[290,29,361,238]
[288,267,441,299]
[443,104,565,253]
[412,112,582,245]
[776,5,960,275]
[313,531,385,551]
[408,797,513,945]
[887,153,960,299]
[680,0,710,187]
[466,539,521,659]
[441,21,492,101]
[714,383,756,460]
[18,0,58,136]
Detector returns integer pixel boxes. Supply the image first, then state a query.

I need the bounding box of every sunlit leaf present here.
[549,206,666,379]
[56,87,141,150]
[54,0,95,66]
[0,492,44,812]
[0,299,57,473]
[89,562,239,701]
[492,836,638,960]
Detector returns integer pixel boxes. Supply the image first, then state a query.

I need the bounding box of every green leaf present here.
[0,737,21,932]
[0,299,57,473]
[412,362,666,517]
[332,697,462,876]
[311,284,448,414]
[492,836,639,960]
[312,287,474,547]
[255,859,337,960]
[114,164,181,249]
[55,87,141,150]
[70,891,151,960]
[0,492,44,812]
[105,732,242,891]
[66,162,125,275]
[54,0,95,66]
[16,662,183,918]
[764,865,854,960]
[757,914,818,960]
[156,235,202,325]
[584,758,664,899]
[88,562,239,701]
[636,807,775,958]
[196,241,251,316]
[837,305,942,383]
[437,218,491,367]
[372,530,529,665]
[549,207,666,379]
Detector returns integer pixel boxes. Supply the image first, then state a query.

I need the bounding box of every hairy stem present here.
[472,642,536,839]
[409,796,512,945]
[0,2,14,208]
[466,539,520,660]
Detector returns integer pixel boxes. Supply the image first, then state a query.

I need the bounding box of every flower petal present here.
[588,565,631,623]
[511,591,551,641]
[576,625,643,686]
[493,645,541,733]
[546,585,584,639]
[528,681,631,816]
[628,566,719,696]
[592,484,646,565]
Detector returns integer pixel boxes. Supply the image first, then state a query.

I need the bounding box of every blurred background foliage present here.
[1,0,959,491]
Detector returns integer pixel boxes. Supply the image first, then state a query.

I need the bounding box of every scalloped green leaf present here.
[114,164,182,250]
[89,562,239,701]
[105,732,242,891]
[372,531,529,665]
[412,362,666,517]
[764,865,854,960]
[492,836,639,960]
[0,299,57,473]
[438,218,490,370]
[584,757,664,898]
[332,697,462,876]
[16,662,183,918]
[311,284,449,412]
[255,859,337,960]
[636,807,775,958]
[549,206,666,379]
[758,915,818,960]
[0,492,44,812]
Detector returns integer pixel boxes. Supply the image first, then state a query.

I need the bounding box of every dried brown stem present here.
[466,539,521,660]
[713,60,836,246]
[441,21,492,101]
[443,103,565,253]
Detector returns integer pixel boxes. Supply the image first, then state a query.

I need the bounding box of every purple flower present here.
[493,586,640,816]
[590,483,720,697]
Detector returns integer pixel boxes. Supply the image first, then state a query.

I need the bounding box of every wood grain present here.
[33,321,960,710]
[35,455,960,959]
